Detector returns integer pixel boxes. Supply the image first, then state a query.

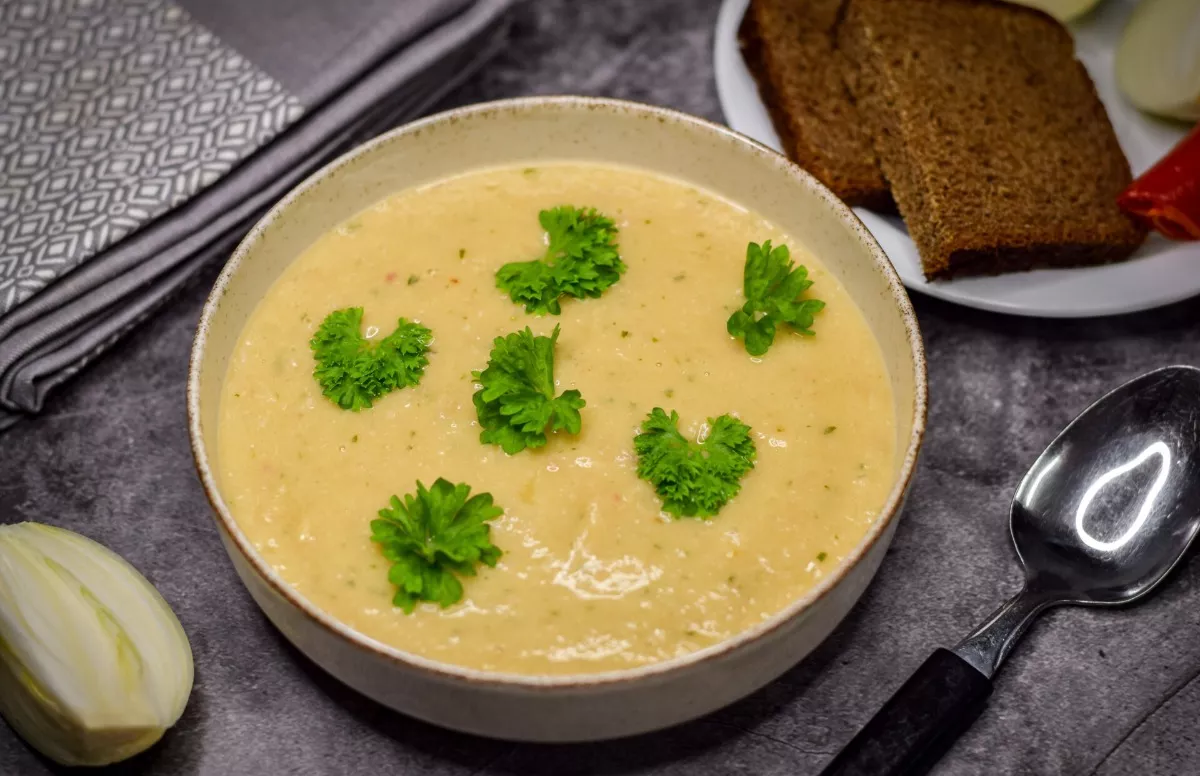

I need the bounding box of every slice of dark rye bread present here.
[837,0,1146,280]
[739,0,892,210]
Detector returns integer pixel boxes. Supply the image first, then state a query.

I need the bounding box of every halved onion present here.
[0,523,193,766]
[1117,0,1200,122]
[1008,0,1103,23]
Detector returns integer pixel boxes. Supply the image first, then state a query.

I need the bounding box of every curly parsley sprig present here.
[634,408,757,519]
[496,206,626,315]
[370,478,503,613]
[310,307,431,411]
[727,240,825,356]
[472,325,585,455]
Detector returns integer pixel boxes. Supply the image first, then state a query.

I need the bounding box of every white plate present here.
[713,0,1197,317]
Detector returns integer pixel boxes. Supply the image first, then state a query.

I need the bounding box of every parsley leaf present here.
[496,206,626,315]
[726,241,825,356]
[310,307,431,411]
[473,325,586,454]
[370,478,503,612]
[634,408,757,518]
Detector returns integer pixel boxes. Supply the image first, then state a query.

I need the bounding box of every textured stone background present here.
[4,1,1200,774]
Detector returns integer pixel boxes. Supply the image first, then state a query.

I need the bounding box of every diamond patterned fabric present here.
[0,0,303,313]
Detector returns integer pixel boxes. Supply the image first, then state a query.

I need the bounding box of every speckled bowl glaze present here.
[188,96,927,742]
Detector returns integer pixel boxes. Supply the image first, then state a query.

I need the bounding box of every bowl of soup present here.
[188,96,926,741]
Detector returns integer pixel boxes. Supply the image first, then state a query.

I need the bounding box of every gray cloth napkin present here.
[0,0,512,429]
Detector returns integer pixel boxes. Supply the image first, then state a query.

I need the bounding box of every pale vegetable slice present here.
[1117,0,1200,122]
[1007,0,1103,22]
[0,523,193,766]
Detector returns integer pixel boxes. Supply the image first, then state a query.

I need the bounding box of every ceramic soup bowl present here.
[187,96,927,741]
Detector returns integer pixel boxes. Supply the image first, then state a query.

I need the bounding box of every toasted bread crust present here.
[838,0,1146,279]
[740,0,892,210]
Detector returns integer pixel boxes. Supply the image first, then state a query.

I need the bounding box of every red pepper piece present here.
[1117,124,1200,241]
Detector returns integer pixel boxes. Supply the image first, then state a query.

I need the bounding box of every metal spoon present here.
[822,365,1200,776]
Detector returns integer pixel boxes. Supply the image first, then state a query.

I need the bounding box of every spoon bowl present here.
[1012,365,1200,604]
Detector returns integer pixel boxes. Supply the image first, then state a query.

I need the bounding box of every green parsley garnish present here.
[726,240,825,356]
[634,408,756,518]
[310,307,431,411]
[370,478,503,613]
[495,206,626,315]
[472,325,586,454]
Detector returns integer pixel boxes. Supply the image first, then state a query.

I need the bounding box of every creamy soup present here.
[218,163,896,675]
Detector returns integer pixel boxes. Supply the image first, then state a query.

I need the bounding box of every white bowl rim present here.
[187,95,928,690]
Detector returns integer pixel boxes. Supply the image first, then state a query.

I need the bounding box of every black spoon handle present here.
[819,648,993,776]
